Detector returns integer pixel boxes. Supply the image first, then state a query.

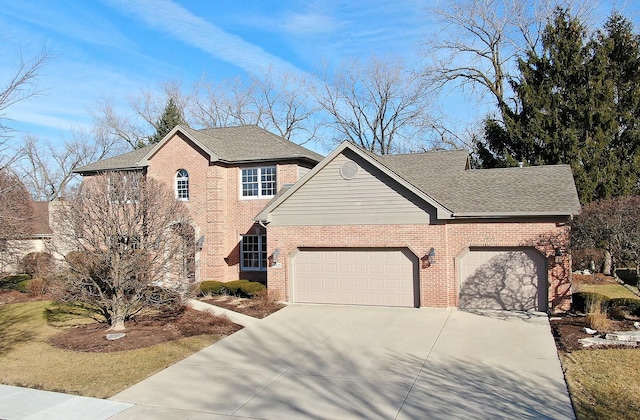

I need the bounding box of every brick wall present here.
[266,218,571,312]
[146,132,304,283]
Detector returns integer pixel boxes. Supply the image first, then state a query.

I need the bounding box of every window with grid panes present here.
[241,235,267,270]
[176,169,189,200]
[241,167,276,198]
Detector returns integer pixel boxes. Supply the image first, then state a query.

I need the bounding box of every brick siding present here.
[266,219,571,312]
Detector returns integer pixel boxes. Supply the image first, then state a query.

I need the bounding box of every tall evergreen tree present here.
[145,97,186,147]
[478,9,640,203]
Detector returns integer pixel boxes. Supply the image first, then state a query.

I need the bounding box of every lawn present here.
[556,279,640,420]
[0,300,227,398]
[575,282,640,300]
[562,349,640,420]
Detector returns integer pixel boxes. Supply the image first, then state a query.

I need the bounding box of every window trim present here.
[175,169,189,201]
[240,234,267,271]
[240,166,277,199]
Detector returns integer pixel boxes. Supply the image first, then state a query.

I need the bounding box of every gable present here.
[266,149,436,226]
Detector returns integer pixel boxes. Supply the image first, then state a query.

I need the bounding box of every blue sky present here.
[0,0,431,150]
[0,0,637,154]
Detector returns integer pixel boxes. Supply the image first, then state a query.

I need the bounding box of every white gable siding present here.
[268,151,433,226]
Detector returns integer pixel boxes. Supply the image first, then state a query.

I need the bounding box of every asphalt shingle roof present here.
[74,125,323,174]
[73,146,154,173]
[378,150,580,216]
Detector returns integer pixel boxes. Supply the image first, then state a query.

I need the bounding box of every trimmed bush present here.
[572,292,609,313]
[238,281,266,297]
[199,280,226,296]
[223,280,251,295]
[15,279,30,293]
[21,252,54,278]
[1,274,30,290]
[573,292,640,317]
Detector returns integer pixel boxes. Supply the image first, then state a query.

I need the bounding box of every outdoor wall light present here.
[422,247,436,268]
[272,248,281,265]
[428,247,436,265]
[554,247,563,264]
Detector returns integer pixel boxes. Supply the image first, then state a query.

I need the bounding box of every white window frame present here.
[240,166,276,199]
[175,169,189,201]
[240,235,267,271]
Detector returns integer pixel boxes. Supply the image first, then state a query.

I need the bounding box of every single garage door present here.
[293,248,418,307]
[459,248,547,311]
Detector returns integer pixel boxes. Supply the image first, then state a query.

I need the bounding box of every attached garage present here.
[459,248,548,312]
[292,248,419,307]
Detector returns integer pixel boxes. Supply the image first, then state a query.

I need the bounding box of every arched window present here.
[176,169,189,200]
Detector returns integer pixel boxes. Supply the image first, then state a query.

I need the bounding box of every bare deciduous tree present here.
[571,196,640,276]
[92,81,189,149]
[314,56,432,155]
[0,47,50,170]
[52,172,195,330]
[423,0,591,118]
[0,169,33,272]
[189,69,318,144]
[18,128,129,201]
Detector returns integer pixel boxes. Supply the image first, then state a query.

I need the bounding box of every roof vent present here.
[340,161,358,180]
[518,161,524,168]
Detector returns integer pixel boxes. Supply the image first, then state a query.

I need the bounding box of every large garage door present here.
[459,248,547,311]
[293,248,418,307]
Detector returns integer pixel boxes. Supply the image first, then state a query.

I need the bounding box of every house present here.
[256,141,581,312]
[74,125,323,284]
[76,126,581,313]
[1,201,54,274]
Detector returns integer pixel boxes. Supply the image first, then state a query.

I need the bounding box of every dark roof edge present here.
[452,211,578,218]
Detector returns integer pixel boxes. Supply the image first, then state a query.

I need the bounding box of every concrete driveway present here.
[111,305,574,419]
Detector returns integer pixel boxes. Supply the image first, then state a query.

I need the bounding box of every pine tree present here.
[144,97,186,147]
[478,9,640,204]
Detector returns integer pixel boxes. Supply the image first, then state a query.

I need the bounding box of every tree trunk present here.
[110,318,126,331]
[109,302,126,331]
[603,249,612,276]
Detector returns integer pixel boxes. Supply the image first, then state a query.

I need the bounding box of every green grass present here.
[0,300,222,398]
[562,349,640,420]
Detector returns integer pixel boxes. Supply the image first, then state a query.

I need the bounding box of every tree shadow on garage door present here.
[459,251,547,312]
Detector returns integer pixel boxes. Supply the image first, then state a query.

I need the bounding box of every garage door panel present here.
[293,248,417,307]
[459,249,547,311]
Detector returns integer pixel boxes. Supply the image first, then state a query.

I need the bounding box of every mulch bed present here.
[200,295,285,319]
[49,308,242,352]
[550,315,638,353]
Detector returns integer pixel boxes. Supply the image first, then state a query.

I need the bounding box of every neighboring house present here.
[73,125,323,284]
[256,141,581,312]
[1,201,53,273]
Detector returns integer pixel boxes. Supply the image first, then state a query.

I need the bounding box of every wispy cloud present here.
[0,1,135,52]
[280,12,342,35]
[107,0,304,77]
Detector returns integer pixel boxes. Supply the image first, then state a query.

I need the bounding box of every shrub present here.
[15,279,30,293]
[26,278,47,297]
[572,292,609,313]
[223,280,251,295]
[238,281,266,297]
[21,252,54,278]
[199,280,226,296]
[0,274,30,290]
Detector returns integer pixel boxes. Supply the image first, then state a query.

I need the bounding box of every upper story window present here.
[241,166,276,198]
[176,169,189,200]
